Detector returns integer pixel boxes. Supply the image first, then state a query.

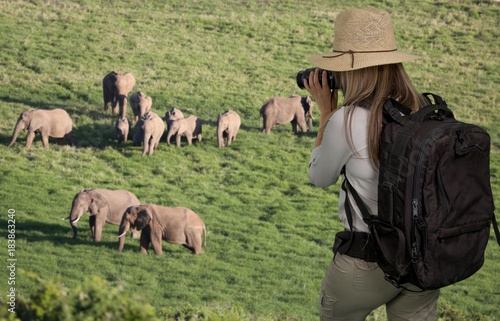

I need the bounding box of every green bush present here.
[1,271,159,321]
[0,272,267,321]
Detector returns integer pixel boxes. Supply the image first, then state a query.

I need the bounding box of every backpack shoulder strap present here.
[340,166,372,226]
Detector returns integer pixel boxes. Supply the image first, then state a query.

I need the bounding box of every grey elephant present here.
[102,71,136,118]
[118,204,206,255]
[164,108,185,126]
[130,91,152,122]
[69,188,141,242]
[115,117,130,143]
[132,112,165,156]
[8,109,74,148]
[166,115,202,147]
[164,108,185,144]
[260,95,313,134]
[217,110,241,148]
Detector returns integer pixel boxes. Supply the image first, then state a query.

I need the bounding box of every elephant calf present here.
[133,112,165,156]
[69,188,141,242]
[8,108,74,148]
[115,117,130,143]
[118,204,206,255]
[217,110,241,148]
[260,95,313,134]
[166,115,202,147]
[130,91,152,122]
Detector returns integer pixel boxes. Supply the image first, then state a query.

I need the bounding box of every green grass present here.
[0,0,498,320]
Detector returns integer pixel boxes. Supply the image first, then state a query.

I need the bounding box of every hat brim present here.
[309,51,420,72]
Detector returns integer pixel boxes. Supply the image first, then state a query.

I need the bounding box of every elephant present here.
[69,188,141,242]
[164,108,185,144]
[166,115,202,147]
[164,108,185,125]
[260,95,313,134]
[102,71,136,118]
[115,117,130,143]
[8,108,74,148]
[130,91,152,122]
[217,110,241,148]
[132,112,165,156]
[118,204,206,255]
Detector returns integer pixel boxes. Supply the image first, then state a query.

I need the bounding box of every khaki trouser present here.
[319,254,440,321]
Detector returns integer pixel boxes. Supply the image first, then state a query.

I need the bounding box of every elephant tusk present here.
[118,231,127,238]
[71,217,80,224]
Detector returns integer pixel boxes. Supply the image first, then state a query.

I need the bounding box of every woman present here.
[303,8,440,321]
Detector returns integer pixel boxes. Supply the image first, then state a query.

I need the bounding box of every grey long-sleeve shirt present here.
[308,106,378,233]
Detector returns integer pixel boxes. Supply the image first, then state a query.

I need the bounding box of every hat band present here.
[323,49,397,68]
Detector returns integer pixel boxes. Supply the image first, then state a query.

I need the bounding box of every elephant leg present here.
[151,236,163,255]
[25,131,36,148]
[65,132,75,146]
[263,115,274,134]
[197,133,202,143]
[139,231,151,253]
[152,137,159,151]
[89,216,96,239]
[112,97,119,114]
[94,223,103,242]
[291,119,298,134]
[186,133,193,145]
[187,231,203,254]
[41,133,50,148]
[176,134,181,147]
[298,117,308,133]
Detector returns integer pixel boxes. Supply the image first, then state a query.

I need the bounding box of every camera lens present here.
[296,68,337,90]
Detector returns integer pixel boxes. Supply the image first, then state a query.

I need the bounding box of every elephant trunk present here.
[307,116,313,132]
[8,120,24,147]
[118,220,130,252]
[70,217,80,239]
[166,129,173,146]
[69,210,82,239]
[118,95,128,119]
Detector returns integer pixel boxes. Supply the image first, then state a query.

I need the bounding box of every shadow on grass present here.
[2,218,124,250]
[1,218,182,255]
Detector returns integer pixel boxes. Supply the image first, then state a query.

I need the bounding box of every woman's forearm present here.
[314,90,338,147]
[314,112,334,147]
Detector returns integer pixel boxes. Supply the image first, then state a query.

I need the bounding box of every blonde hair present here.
[336,63,426,166]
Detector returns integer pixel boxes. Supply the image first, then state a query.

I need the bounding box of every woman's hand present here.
[304,68,338,147]
[303,68,335,116]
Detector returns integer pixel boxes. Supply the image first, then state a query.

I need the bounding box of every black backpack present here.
[341,93,499,290]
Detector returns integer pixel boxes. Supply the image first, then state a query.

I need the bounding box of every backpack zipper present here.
[410,122,463,263]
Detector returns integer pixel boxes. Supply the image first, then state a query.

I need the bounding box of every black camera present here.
[296,68,338,90]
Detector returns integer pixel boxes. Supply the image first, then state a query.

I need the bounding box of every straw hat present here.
[309,8,420,71]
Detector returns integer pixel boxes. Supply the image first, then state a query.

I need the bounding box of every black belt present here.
[333,230,377,262]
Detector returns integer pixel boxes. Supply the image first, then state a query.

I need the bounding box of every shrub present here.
[1,271,159,321]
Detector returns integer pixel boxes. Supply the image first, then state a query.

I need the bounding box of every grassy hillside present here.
[0,0,498,320]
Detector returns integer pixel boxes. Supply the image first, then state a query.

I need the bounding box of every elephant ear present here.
[301,96,311,111]
[306,96,312,108]
[22,111,34,129]
[89,191,107,215]
[135,209,151,230]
